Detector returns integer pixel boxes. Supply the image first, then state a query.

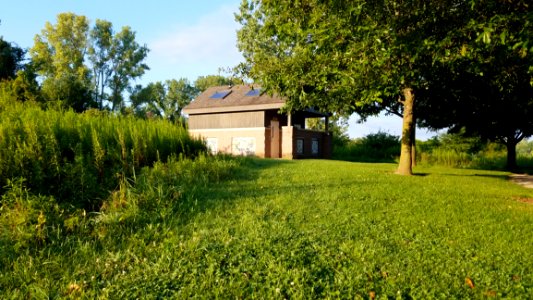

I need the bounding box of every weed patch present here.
[0,102,205,209]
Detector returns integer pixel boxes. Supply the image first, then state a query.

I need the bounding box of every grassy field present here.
[2,158,533,298]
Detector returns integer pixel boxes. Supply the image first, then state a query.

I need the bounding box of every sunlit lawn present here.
[2,159,533,298]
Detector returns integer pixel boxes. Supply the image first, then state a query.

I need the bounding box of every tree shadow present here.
[172,158,293,226]
[439,172,511,181]
[412,173,429,177]
[464,162,533,175]
[332,157,397,164]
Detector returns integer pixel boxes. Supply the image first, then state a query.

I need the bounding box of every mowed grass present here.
[3,159,533,298]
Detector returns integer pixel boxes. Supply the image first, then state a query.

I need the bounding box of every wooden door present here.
[270,120,280,158]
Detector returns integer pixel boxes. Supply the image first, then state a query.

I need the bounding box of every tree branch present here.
[384,106,403,118]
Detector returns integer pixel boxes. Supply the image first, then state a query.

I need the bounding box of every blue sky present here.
[0,0,440,139]
[0,0,242,84]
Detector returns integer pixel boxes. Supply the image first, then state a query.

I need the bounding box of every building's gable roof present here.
[183,85,285,115]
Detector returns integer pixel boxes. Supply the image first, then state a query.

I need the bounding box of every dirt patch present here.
[510,174,533,189]
[513,196,533,204]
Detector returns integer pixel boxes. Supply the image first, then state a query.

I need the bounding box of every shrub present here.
[333,132,400,162]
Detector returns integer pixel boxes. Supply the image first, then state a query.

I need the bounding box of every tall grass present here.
[0,99,206,209]
[417,139,533,171]
[418,148,472,168]
[334,131,533,171]
[0,155,242,299]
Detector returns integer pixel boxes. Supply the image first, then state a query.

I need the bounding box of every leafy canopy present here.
[236,0,465,114]
[30,13,93,111]
[29,13,149,112]
[130,79,196,122]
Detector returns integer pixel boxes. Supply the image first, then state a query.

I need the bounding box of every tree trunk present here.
[396,88,415,176]
[506,141,518,171]
[411,121,416,168]
[100,73,105,110]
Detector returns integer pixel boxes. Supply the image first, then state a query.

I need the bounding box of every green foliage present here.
[1,159,532,297]
[417,134,486,168]
[10,66,42,103]
[333,132,400,163]
[0,99,206,209]
[427,132,486,155]
[0,37,25,80]
[130,79,195,122]
[418,44,533,169]
[333,132,533,170]
[306,114,350,147]
[418,133,533,171]
[419,148,473,168]
[193,74,238,92]
[104,25,149,111]
[29,13,149,112]
[98,155,242,230]
[0,178,56,251]
[236,0,533,172]
[518,139,533,156]
[235,0,466,113]
[30,13,93,111]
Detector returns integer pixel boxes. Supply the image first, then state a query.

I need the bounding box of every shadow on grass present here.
[516,168,533,175]
[331,156,397,164]
[172,158,294,226]
[413,173,430,177]
[473,173,511,180]
[439,173,511,182]
[466,165,533,175]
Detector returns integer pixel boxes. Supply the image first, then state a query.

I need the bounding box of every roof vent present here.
[209,90,232,99]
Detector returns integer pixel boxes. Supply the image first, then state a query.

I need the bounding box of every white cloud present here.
[149,5,242,68]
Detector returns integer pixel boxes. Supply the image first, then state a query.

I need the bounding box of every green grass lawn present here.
[2,159,533,298]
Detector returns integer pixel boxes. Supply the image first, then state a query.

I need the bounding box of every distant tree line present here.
[0,14,238,122]
[128,75,239,122]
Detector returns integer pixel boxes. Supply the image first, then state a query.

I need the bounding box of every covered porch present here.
[280,109,332,159]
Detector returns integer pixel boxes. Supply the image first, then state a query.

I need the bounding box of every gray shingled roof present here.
[183,85,285,115]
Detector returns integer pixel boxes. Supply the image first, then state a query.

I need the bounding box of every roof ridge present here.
[183,84,284,115]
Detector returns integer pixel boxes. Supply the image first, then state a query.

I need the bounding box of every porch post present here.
[325,115,329,133]
[288,113,292,126]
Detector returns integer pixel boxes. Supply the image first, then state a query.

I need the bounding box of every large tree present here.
[88,20,149,111]
[236,0,532,174]
[459,1,532,170]
[415,1,533,170]
[29,13,149,112]
[88,19,113,109]
[236,0,468,175]
[103,26,149,111]
[417,53,533,170]
[30,13,93,111]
